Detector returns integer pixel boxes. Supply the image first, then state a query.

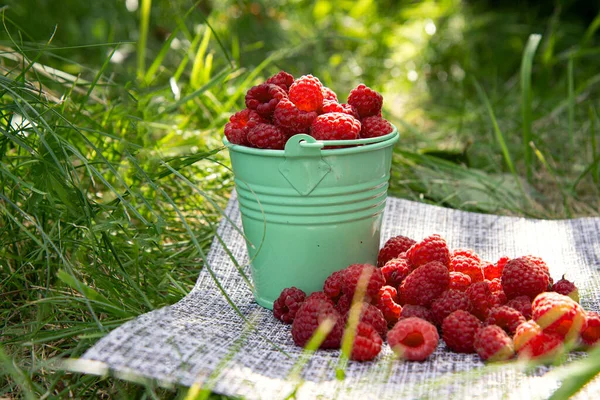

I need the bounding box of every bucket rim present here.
[223,124,399,157]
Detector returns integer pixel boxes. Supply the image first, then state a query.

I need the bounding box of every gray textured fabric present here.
[81,193,600,399]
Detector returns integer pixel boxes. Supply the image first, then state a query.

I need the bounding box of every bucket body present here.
[225,128,399,309]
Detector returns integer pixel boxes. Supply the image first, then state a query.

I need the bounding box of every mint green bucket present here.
[224,127,399,309]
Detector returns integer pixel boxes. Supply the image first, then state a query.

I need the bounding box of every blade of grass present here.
[521,33,542,182]
[568,56,575,157]
[137,0,152,80]
[592,105,600,184]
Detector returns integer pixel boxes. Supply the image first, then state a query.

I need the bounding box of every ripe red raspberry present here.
[305,291,334,305]
[274,98,318,134]
[321,100,359,119]
[347,84,383,118]
[431,290,472,326]
[336,293,353,315]
[442,310,482,353]
[449,272,472,292]
[399,261,450,307]
[323,270,345,301]
[501,257,549,300]
[483,261,503,281]
[341,264,385,302]
[450,255,484,283]
[406,234,450,269]
[247,123,287,149]
[346,302,387,339]
[376,286,402,326]
[581,311,600,347]
[291,296,343,349]
[399,305,435,325]
[495,256,510,270]
[377,235,417,267]
[321,86,338,101]
[522,255,551,277]
[452,249,482,264]
[513,320,563,359]
[474,325,515,362]
[224,109,265,145]
[466,281,496,320]
[348,322,383,361]
[273,287,306,324]
[265,71,294,92]
[531,292,587,341]
[310,112,361,141]
[506,296,533,320]
[381,257,411,288]
[388,317,439,361]
[485,306,526,335]
[552,275,580,303]
[489,278,507,305]
[359,116,394,138]
[289,75,324,113]
[245,84,287,118]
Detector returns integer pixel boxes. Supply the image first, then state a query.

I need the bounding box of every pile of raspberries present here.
[224,71,394,150]
[273,233,600,362]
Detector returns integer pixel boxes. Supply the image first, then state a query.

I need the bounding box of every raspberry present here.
[399,261,450,307]
[452,249,482,264]
[381,257,411,288]
[341,264,385,302]
[506,296,533,320]
[273,287,306,324]
[449,272,472,292]
[347,84,383,118]
[336,293,353,315]
[474,325,515,362]
[501,257,549,300]
[466,281,496,320]
[274,98,318,134]
[310,112,361,141]
[483,261,503,281]
[291,296,343,349]
[581,311,600,347]
[245,84,287,118]
[513,320,563,359]
[346,302,387,339]
[522,255,551,277]
[305,291,333,305]
[400,304,436,325]
[531,292,587,341]
[485,306,526,335]
[450,255,484,283]
[289,75,324,113]
[224,109,265,145]
[247,123,287,149]
[552,275,580,303]
[359,116,394,138]
[406,234,450,269]
[431,290,472,326]
[348,322,383,361]
[496,256,510,270]
[322,86,338,101]
[321,100,359,119]
[388,317,439,361]
[265,71,294,92]
[376,286,402,326]
[323,270,345,301]
[489,278,507,305]
[377,235,417,267]
[442,310,482,353]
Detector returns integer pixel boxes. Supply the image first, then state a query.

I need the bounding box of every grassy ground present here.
[1,0,600,398]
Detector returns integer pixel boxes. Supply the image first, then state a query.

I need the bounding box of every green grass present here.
[1,0,600,398]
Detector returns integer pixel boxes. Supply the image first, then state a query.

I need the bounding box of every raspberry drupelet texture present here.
[305,291,334,305]
[531,292,587,341]
[335,293,353,315]
[321,86,338,101]
[502,257,550,300]
[321,100,359,119]
[449,272,472,292]
[359,116,394,138]
[513,320,563,359]
[474,325,515,362]
[224,109,265,145]
[450,255,484,283]
[381,257,411,288]
[345,302,388,339]
[244,84,287,118]
[581,311,600,347]
[466,281,497,320]
[484,257,508,280]
[273,287,306,324]
[399,261,450,307]
[377,235,417,267]
[376,285,402,326]
[442,310,482,353]
[349,322,383,361]
[274,98,318,134]
[431,289,472,326]
[265,71,294,92]
[247,123,287,149]
[489,278,507,305]
[347,84,383,118]
[341,264,385,302]
[323,270,345,302]
[406,234,451,269]
[485,305,526,336]
[506,296,533,320]
[388,317,439,361]
[310,112,361,141]
[291,295,343,349]
[452,249,482,264]
[552,276,580,303]
[289,75,324,113]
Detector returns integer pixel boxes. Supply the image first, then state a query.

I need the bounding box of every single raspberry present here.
[321,100,359,118]
[345,302,387,339]
[483,261,503,281]
[265,71,294,92]
[431,290,472,326]
[466,281,494,320]
[399,304,436,325]
[335,293,353,315]
[288,75,323,113]
[341,264,385,302]
[450,255,484,283]
[489,278,507,305]
[347,84,383,118]
[323,270,345,301]
[581,311,600,347]
[488,278,502,293]
[495,256,510,270]
[522,255,551,278]
[305,291,333,305]
[291,296,343,349]
[442,310,482,353]
[474,325,515,362]
[399,261,449,307]
[310,112,361,141]
[273,98,318,134]
[513,320,563,359]
[224,109,265,145]
[359,116,394,138]
[406,234,450,269]
[381,257,411,288]
[377,235,417,267]
[245,83,287,118]
[321,86,338,101]
[531,292,587,341]
[485,306,526,336]
[273,287,306,324]
[388,317,439,361]
[348,322,383,361]
[449,272,472,292]
[552,275,580,303]
[506,296,533,319]
[501,257,549,300]
[452,249,482,264]
[247,123,287,149]
[376,286,402,326]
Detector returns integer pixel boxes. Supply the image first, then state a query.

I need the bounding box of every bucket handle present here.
[297,130,397,149]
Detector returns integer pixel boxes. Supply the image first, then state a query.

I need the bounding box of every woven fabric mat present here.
[81,193,600,399]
